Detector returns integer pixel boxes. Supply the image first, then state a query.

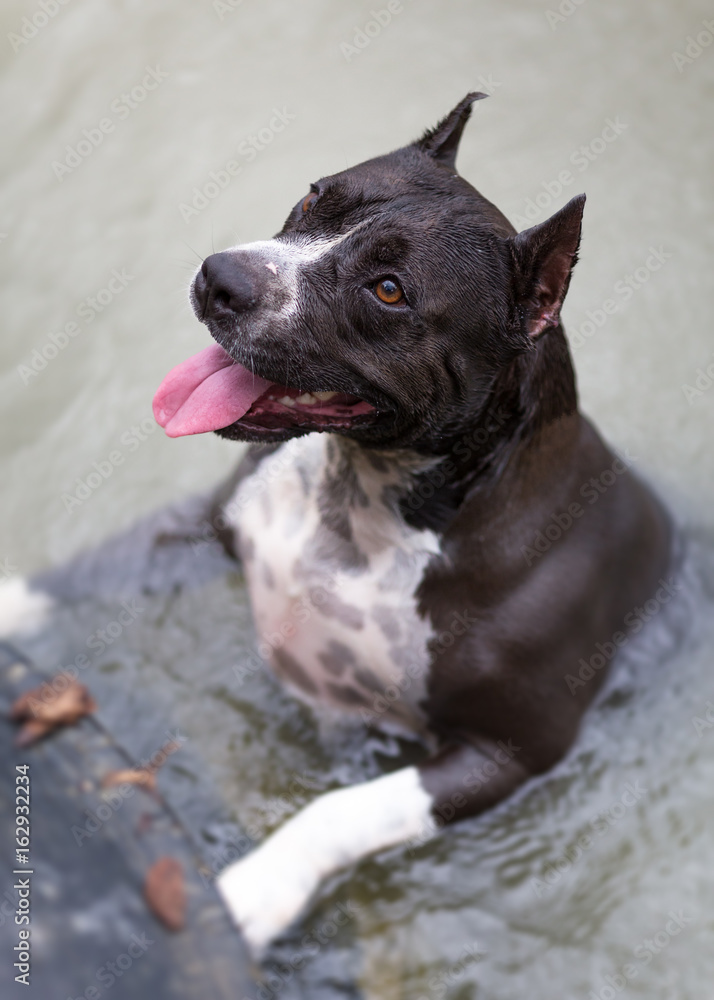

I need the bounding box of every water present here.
[2,0,713,996]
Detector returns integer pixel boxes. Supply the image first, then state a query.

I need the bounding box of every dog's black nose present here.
[195,252,266,320]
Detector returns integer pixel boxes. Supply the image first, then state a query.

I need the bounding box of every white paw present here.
[216,845,319,956]
[0,577,54,639]
[215,768,436,956]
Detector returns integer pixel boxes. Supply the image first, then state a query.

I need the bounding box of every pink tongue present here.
[153,343,274,437]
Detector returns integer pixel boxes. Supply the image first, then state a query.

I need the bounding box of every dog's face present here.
[155,94,586,451]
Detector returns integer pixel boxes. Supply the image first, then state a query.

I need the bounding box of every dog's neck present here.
[333,328,579,534]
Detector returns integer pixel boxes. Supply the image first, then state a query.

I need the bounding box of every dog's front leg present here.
[217,741,531,956]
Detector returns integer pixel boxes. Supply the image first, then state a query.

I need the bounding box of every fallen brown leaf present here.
[14,719,51,748]
[11,677,96,746]
[102,769,158,793]
[144,857,186,931]
[153,739,182,764]
[100,736,183,794]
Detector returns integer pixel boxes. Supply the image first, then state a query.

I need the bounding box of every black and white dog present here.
[6,94,672,956]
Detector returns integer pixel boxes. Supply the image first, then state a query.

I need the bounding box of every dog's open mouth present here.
[153,343,375,438]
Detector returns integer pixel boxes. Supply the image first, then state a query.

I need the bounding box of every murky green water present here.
[2,0,713,996]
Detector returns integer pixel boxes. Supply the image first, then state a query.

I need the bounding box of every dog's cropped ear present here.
[508,194,586,341]
[416,92,488,169]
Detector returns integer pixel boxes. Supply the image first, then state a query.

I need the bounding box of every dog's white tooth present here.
[295,393,317,405]
[313,391,338,401]
[265,261,278,275]
[278,395,296,408]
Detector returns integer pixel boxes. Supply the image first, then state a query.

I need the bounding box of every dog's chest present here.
[228,435,441,732]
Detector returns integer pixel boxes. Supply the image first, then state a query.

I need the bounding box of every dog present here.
[8,92,672,958]
[149,92,675,954]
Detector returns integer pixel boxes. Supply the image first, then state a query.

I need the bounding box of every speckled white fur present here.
[229,433,441,732]
[218,433,444,953]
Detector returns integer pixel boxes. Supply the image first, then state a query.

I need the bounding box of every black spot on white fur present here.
[273,649,319,694]
[316,591,365,630]
[317,639,358,676]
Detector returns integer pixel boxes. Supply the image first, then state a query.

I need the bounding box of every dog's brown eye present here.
[302,191,318,213]
[375,278,404,305]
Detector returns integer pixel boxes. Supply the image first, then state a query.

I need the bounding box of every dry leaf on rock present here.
[144,857,186,931]
[102,769,158,793]
[10,677,96,746]
[100,736,183,794]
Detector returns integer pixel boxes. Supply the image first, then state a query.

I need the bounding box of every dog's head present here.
[154,94,585,451]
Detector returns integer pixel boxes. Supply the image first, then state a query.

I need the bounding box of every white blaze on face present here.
[205,221,373,321]
[217,765,437,955]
